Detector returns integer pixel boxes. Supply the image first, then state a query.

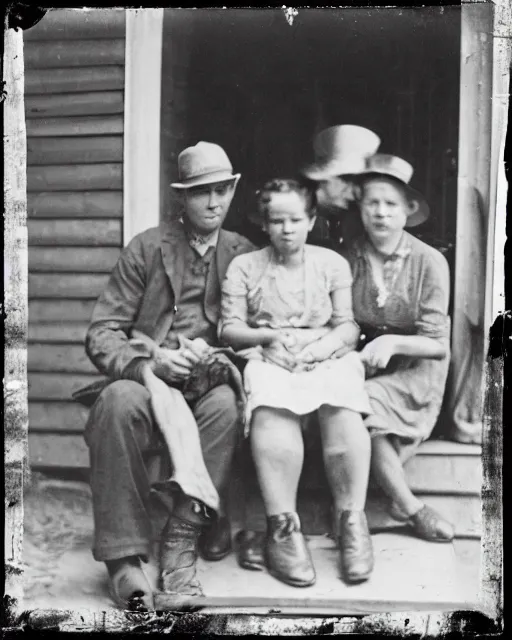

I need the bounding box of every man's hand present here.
[359,335,398,371]
[261,340,297,372]
[152,345,201,384]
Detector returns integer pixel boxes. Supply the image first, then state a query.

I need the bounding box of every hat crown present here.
[364,154,414,184]
[178,141,233,182]
[313,125,381,163]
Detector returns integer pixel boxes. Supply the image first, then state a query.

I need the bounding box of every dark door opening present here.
[161,8,460,265]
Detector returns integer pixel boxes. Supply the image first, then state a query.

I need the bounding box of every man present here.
[301,124,381,249]
[79,142,256,609]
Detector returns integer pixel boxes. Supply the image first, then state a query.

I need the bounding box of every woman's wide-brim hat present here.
[356,154,429,227]
[171,141,241,189]
[301,125,381,181]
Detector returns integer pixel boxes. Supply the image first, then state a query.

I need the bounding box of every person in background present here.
[345,154,455,541]
[301,124,381,250]
[77,142,256,609]
[220,178,374,587]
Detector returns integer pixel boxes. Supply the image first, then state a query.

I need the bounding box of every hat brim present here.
[301,160,362,182]
[171,172,241,189]
[355,171,429,227]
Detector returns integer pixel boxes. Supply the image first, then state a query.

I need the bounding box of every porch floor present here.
[22,476,480,614]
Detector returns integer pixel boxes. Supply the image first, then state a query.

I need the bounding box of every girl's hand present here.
[359,335,398,370]
[261,340,297,372]
[295,341,331,365]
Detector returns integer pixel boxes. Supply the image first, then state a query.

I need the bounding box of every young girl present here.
[219,179,373,587]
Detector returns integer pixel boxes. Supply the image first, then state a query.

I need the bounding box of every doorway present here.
[160,8,460,260]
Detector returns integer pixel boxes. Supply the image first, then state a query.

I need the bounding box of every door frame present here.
[123,8,164,245]
[123,3,509,381]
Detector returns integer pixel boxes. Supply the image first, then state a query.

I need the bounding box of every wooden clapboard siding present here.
[29,402,91,432]
[28,192,123,218]
[25,92,124,118]
[28,373,105,401]
[26,115,124,137]
[25,9,125,463]
[25,66,125,95]
[29,323,90,344]
[29,247,121,272]
[28,220,121,246]
[29,433,90,469]
[24,8,126,40]
[29,274,111,299]
[27,164,123,191]
[28,137,123,165]
[25,40,125,69]
[29,300,96,322]
[29,344,97,374]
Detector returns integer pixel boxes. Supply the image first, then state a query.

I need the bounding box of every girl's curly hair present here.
[256,178,317,220]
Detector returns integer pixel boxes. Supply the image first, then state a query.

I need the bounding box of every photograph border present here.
[3,2,508,635]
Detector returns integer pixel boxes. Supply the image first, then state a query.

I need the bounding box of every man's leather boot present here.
[159,495,212,596]
[199,516,232,561]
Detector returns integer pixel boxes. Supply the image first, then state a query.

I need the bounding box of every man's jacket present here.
[75,219,255,405]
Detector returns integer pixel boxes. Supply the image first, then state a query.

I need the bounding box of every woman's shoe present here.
[265,512,316,587]
[235,529,266,571]
[338,510,374,584]
[107,556,155,611]
[409,505,454,542]
[199,516,232,561]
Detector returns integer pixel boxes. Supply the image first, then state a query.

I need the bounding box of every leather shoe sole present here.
[267,566,316,588]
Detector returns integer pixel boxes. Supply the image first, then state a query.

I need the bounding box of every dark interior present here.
[161,7,460,274]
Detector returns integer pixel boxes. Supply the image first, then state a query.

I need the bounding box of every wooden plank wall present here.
[25,9,126,469]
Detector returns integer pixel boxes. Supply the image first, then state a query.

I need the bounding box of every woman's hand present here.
[359,335,398,371]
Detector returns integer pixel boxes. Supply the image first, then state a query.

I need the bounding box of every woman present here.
[219,179,374,587]
[347,154,455,541]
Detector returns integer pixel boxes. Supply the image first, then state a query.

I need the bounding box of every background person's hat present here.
[171,141,241,189]
[357,153,429,227]
[301,125,381,181]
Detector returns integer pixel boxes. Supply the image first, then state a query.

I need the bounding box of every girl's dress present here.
[346,231,451,462]
[220,244,371,430]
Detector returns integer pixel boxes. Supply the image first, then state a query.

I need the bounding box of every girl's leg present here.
[371,435,454,542]
[317,406,371,517]
[250,407,303,515]
[317,406,373,583]
[250,406,315,587]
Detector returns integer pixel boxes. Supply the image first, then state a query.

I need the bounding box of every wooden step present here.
[297,439,482,495]
[22,532,477,614]
[237,487,481,539]
[231,439,482,539]
[156,533,478,613]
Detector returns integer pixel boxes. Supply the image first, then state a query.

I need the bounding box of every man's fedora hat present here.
[357,153,429,227]
[302,125,381,181]
[171,141,241,189]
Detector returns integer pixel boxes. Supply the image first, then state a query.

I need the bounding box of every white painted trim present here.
[123,9,164,245]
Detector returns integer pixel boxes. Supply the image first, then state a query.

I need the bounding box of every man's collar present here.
[179,217,220,256]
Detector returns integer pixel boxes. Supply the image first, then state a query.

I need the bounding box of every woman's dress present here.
[220,244,371,429]
[346,231,451,461]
